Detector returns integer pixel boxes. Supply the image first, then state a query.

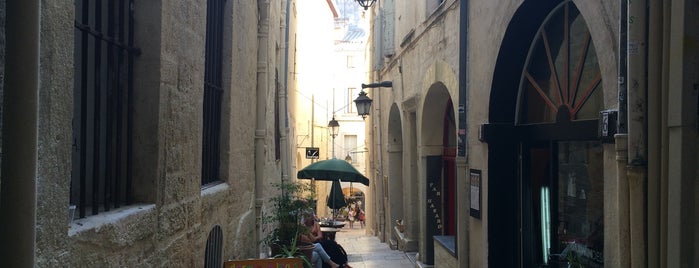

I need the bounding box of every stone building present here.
[361,0,698,267]
[0,0,296,267]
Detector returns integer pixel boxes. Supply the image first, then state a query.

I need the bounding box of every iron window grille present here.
[71,0,137,218]
[202,0,226,185]
[204,225,223,268]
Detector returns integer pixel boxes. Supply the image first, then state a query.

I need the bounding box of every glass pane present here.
[555,141,604,266]
[519,3,602,124]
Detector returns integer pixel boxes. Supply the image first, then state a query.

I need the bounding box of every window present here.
[71,0,137,218]
[204,225,223,268]
[346,87,356,113]
[517,2,602,124]
[518,3,603,266]
[346,55,354,68]
[202,0,225,185]
[344,135,357,164]
[373,0,394,69]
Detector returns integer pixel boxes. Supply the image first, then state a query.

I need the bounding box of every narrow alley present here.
[335,226,416,268]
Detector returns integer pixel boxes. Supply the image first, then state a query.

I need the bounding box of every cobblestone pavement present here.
[334,226,416,268]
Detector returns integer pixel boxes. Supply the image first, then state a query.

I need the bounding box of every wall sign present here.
[305,147,319,159]
[470,169,481,219]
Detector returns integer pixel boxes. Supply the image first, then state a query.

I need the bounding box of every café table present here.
[320,227,341,241]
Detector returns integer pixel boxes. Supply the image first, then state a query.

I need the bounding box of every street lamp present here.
[355,0,376,10]
[354,81,392,119]
[328,115,339,158]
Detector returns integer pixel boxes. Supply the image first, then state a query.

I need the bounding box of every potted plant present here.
[261,180,316,262]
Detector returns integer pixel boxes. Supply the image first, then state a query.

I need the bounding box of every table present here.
[319,220,345,228]
[320,227,341,241]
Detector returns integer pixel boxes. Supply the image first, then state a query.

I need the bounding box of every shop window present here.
[518,2,604,266]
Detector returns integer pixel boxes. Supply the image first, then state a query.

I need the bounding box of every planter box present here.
[224,257,303,268]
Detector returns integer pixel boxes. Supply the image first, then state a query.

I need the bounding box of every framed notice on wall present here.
[470,169,481,219]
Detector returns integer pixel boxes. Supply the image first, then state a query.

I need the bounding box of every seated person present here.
[299,213,352,268]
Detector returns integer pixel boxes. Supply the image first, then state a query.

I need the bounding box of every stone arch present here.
[386,103,404,243]
[414,60,458,265]
[204,225,223,268]
[486,1,611,266]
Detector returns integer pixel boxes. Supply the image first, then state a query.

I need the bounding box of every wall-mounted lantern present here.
[355,0,377,10]
[353,81,392,119]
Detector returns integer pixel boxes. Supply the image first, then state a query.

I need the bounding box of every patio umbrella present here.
[297,158,369,186]
[326,180,347,210]
[326,180,347,221]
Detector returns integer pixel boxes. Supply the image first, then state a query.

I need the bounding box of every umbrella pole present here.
[332,190,336,222]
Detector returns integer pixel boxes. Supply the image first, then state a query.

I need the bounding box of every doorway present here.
[520,141,603,267]
[485,1,606,266]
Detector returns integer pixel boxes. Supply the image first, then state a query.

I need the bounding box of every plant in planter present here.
[261,180,316,261]
[274,232,314,267]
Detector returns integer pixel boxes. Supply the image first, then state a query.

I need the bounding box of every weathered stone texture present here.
[21,0,288,267]
[35,1,75,266]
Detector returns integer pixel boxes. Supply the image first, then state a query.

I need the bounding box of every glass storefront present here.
[526,141,603,267]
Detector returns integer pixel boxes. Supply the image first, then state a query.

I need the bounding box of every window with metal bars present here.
[204,225,223,268]
[71,0,137,218]
[202,0,225,185]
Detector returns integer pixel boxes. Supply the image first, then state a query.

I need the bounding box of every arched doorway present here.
[420,83,456,264]
[387,104,404,240]
[483,1,605,267]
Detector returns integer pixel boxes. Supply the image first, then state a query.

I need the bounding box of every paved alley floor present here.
[333,226,416,268]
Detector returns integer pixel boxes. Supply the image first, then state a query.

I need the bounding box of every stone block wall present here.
[0,0,292,267]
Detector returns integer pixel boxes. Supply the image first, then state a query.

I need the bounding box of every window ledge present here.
[202,182,229,197]
[433,235,456,257]
[68,204,156,237]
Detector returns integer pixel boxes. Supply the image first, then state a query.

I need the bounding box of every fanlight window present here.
[517,2,603,124]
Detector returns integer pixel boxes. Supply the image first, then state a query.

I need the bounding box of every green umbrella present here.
[326,180,347,222]
[297,158,369,186]
[326,180,347,210]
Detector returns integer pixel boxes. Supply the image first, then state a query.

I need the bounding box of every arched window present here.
[517,1,603,125]
[204,225,223,268]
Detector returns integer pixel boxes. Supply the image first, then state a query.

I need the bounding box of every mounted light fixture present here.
[355,0,377,10]
[354,91,372,119]
[354,81,392,119]
[328,115,340,158]
[328,115,339,138]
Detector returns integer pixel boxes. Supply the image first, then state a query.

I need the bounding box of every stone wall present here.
[35,1,75,266]
[23,0,288,267]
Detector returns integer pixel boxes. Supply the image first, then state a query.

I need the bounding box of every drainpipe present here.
[374,73,385,242]
[646,0,663,266]
[281,0,291,181]
[256,0,270,198]
[658,1,670,266]
[614,0,631,267]
[627,0,648,266]
[0,0,40,266]
[457,0,469,266]
[255,0,270,256]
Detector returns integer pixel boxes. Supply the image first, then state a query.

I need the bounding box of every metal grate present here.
[71,0,137,218]
[202,0,225,185]
[204,225,223,268]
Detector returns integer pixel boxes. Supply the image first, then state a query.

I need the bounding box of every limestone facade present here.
[0,0,296,266]
[362,0,699,267]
